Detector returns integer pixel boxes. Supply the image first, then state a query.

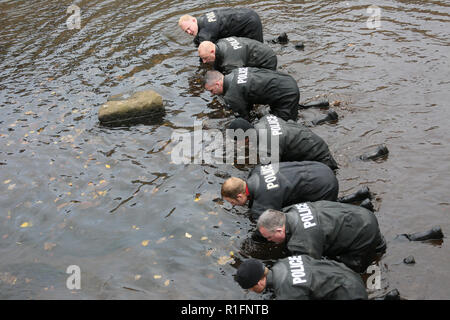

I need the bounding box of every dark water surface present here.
[1,0,449,299]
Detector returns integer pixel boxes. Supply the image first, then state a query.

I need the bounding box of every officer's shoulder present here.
[281,204,296,213]
[247,165,261,177]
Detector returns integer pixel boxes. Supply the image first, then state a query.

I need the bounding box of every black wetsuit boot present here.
[360,198,374,212]
[299,100,329,109]
[360,144,389,161]
[338,186,372,204]
[404,226,444,241]
[312,109,338,125]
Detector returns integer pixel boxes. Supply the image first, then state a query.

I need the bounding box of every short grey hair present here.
[257,209,286,232]
[205,70,223,87]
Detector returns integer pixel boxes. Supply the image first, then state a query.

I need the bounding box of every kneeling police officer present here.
[221,161,338,220]
[227,116,338,170]
[257,201,387,273]
[235,256,368,300]
[204,68,300,121]
[198,37,277,74]
[178,8,263,47]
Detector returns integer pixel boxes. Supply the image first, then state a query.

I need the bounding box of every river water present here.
[0,0,449,299]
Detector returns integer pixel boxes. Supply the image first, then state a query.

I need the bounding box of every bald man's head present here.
[198,41,216,64]
[221,177,248,207]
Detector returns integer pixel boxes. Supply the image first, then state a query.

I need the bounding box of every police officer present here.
[221,161,338,220]
[178,8,263,47]
[198,37,277,74]
[227,116,338,170]
[257,201,387,273]
[235,257,368,300]
[204,68,300,121]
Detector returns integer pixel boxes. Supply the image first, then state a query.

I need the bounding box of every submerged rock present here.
[403,255,416,264]
[98,89,164,125]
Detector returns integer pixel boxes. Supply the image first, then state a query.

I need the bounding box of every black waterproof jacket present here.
[214,37,277,74]
[246,161,338,220]
[194,8,263,46]
[266,255,368,300]
[254,114,338,169]
[282,201,387,273]
[223,67,300,121]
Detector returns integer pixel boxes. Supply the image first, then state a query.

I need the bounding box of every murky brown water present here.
[1,0,449,299]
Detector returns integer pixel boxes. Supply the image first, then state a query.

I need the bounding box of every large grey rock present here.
[98,90,164,124]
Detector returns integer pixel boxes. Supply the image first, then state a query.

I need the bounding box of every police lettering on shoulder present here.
[226,37,242,50]
[260,164,279,190]
[237,67,248,84]
[294,203,317,229]
[205,11,217,22]
[288,256,308,285]
[265,115,283,136]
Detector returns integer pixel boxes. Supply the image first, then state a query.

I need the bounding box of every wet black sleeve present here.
[283,206,325,259]
[286,229,325,259]
[195,30,214,45]
[276,287,310,300]
[248,201,270,220]
[223,92,251,120]
[194,13,221,46]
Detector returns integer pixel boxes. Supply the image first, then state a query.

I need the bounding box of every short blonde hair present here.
[221,177,246,199]
[178,14,194,26]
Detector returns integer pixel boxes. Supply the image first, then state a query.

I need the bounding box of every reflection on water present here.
[0,0,449,299]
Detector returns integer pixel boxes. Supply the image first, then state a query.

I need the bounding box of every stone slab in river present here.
[98,90,164,124]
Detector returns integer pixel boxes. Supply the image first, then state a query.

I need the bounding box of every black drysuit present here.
[223,67,300,121]
[194,8,263,47]
[214,37,277,74]
[282,201,387,273]
[266,255,368,300]
[254,114,338,169]
[246,161,338,220]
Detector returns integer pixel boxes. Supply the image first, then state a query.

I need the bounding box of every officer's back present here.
[270,255,368,300]
[247,161,339,219]
[223,67,300,121]
[253,115,338,169]
[194,8,263,46]
[282,201,386,272]
[214,37,277,74]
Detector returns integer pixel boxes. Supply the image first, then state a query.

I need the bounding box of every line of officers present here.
[179,8,388,300]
